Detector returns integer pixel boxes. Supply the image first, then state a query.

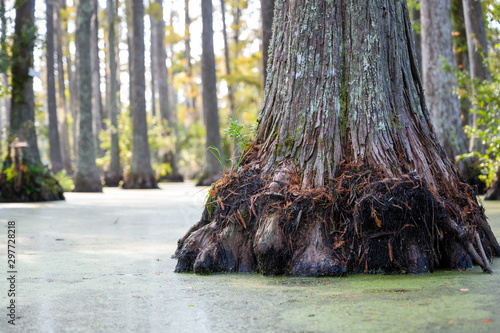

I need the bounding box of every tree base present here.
[122,172,159,189]
[73,173,103,192]
[104,174,124,187]
[0,163,64,202]
[484,168,500,201]
[196,172,222,187]
[174,156,500,276]
[158,173,184,183]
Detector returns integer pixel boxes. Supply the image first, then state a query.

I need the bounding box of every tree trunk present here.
[104,0,122,187]
[421,0,468,164]
[184,0,197,119]
[260,0,275,87]
[411,6,422,75]
[122,0,158,189]
[149,10,157,118]
[174,0,499,276]
[463,0,490,154]
[73,0,102,192]
[46,0,64,174]
[220,0,235,120]
[197,0,222,186]
[0,0,7,157]
[55,0,73,175]
[0,0,64,202]
[91,0,104,158]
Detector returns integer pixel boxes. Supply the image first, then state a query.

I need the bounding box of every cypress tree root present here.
[174,149,500,276]
[122,173,159,189]
[103,174,124,187]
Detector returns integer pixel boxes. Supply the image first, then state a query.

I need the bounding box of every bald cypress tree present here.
[174,0,499,276]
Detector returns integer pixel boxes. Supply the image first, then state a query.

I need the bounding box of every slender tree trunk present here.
[123,0,157,189]
[91,0,103,157]
[55,0,73,175]
[184,0,196,118]
[0,0,63,201]
[260,0,275,87]
[74,0,102,192]
[463,0,490,154]
[198,0,222,185]
[0,0,7,157]
[411,6,422,75]
[149,11,157,118]
[220,0,235,120]
[421,0,468,164]
[174,0,499,277]
[46,0,64,174]
[153,0,171,124]
[104,0,122,186]
[452,0,469,71]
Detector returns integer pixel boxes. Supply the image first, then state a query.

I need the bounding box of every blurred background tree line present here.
[0,0,499,199]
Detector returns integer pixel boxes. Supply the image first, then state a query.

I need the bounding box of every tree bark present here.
[220,0,235,120]
[74,0,102,192]
[104,0,122,187]
[184,0,197,119]
[260,0,275,87]
[46,0,64,174]
[122,0,158,189]
[463,0,490,154]
[174,0,499,276]
[421,0,468,164]
[149,10,157,118]
[91,0,104,158]
[55,0,73,175]
[0,0,63,202]
[411,6,422,75]
[197,0,222,185]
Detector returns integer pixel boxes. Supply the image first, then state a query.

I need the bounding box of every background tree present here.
[55,0,73,175]
[260,0,274,85]
[46,0,64,174]
[421,0,468,166]
[104,0,122,186]
[174,0,499,276]
[73,0,102,192]
[91,0,104,158]
[122,0,157,189]
[0,0,63,201]
[197,0,222,186]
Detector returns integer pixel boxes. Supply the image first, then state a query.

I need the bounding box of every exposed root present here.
[173,155,500,276]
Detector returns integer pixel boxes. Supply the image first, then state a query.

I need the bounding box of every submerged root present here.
[173,159,500,276]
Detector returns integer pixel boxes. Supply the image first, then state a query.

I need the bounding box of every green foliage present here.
[54,170,74,192]
[456,53,500,186]
[208,145,225,174]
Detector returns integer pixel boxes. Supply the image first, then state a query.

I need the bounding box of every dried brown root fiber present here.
[173,161,500,276]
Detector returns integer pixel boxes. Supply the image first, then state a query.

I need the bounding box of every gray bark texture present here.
[55,0,73,175]
[150,11,157,118]
[122,0,158,189]
[46,0,64,174]
[173,0,499,277]
[74,0,102,192]
[463,0,490,154]
[199,0,222,183]
[220,0,235,120]
[421,0,468,163]
[104,0,122,186]
[411,6,422,75]
[0,0,63,202]
[260,0,275,86]
[91,0,104,157]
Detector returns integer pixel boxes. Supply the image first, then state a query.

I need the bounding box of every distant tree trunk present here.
[104,0,122,186]
[122,0,157,189]
[149,10,157,118]
[91,0,103,157]
[421,0,468,166]
[46,0,64,174]
[411,6,422,75]
[55,0,73,175]
[184,0,196,118]
[197,0,222,186]
[220,0,235,120]
[463,0,490,154]
[0,0,7,157]
[452,0,469,71]
[73,0,102,192]
[174,0,499,276]
[0,0,63,202]
[260,0,274,86]
[65,0,79,159]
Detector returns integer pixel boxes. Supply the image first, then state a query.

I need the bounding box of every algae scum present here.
[176,198,500,332]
